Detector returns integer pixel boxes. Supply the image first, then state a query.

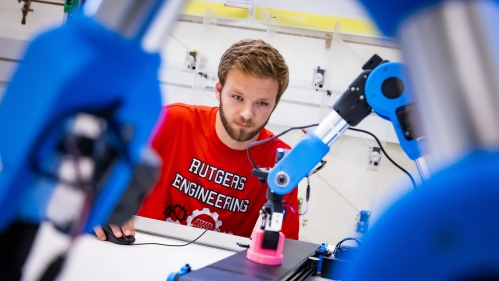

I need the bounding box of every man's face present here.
[216,70,279,142]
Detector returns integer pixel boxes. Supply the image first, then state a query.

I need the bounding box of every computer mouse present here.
[101,224,135,245]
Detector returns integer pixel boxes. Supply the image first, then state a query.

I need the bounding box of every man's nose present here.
[239,103,255,122]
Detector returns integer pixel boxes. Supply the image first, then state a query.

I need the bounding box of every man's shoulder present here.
[163,103,217,123]
[165,103,216,115]
[259,128,291,150]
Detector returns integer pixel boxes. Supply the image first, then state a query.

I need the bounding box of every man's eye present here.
[257,102,269,106]
[233,95,243,101]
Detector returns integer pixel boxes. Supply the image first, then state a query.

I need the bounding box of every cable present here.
[247,123,319,169]
[333,237,362,259]
[283,200,308,215]
[334,237,362,253]
[133,229,208,247]
[309,160,327,176]
[335,237,362,248]
[282,176,311,216]
[348,127,417,189]
[246,125,327,217]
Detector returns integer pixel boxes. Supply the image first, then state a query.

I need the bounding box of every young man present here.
[96,39,299,240]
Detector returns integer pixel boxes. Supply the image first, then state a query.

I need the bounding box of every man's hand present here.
[94,219,135,241]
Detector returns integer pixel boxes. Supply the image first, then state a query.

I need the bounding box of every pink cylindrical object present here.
[246,228,285,265]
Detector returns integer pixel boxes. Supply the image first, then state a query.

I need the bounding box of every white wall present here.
[0,1,64,41]
[0,2,419,245]
[161,20,403,142]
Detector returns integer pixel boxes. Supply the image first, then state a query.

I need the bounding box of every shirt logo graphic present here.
[163,204,188,223]
[186,208,222,232]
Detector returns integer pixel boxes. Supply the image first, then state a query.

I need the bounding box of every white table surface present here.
[22,222,235,281]
[21,220,329,281]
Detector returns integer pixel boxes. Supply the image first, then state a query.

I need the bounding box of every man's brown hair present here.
[218,39,289,103]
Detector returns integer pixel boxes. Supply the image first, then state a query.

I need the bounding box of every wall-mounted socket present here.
[184,50,198,71]
[367,146,381,171]
[312,67,326,91]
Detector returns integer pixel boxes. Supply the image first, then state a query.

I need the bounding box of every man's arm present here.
[281,186,300,240]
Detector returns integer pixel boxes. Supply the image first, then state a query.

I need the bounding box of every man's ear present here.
[215,80,222,101]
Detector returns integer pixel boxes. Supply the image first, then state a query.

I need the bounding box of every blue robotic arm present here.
[0,0,188,233]
[268,54,422,195]
[245,55,423,264]
[0,1,186,279]
[0,12,161,233]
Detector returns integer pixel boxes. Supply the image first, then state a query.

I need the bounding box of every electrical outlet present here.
[184,50,198,71]
[367,146,381,171]
[312,67,326,90]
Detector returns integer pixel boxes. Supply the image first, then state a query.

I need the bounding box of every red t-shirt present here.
[137,103,300,239]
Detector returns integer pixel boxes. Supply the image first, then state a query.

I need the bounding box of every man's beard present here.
[219,100,269,142]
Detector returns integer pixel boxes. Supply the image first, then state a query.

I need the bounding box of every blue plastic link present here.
[365,62,421,160]
[358,0,446,36]
[268,131,330,195]
[317,243,329,274]
[167,264,192,281]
